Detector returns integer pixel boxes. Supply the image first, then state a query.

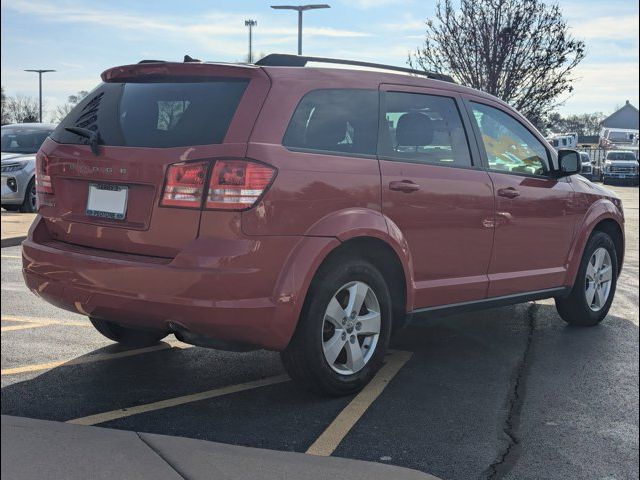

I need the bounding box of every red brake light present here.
[206,160,275,210]
[160,161,208,208]
[36,152,53,194]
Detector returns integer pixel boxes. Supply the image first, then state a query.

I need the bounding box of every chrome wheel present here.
[585,247,613,312]
[322,281,381,375]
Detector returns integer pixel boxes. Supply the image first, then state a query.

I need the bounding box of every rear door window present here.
[51,79,249,148]
[379,92,472,167]
[283,89,378,156]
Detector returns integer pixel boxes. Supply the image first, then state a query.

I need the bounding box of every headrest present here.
[304,105,347,150]
[396,112,433,147]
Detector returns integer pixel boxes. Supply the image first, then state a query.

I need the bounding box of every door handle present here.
[497,187,520,199]
[389,180,420,193]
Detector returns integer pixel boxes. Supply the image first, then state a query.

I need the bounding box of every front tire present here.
[90,318,166,347]
[19,177,37,213]
[555,231,618,326]
[281,258,392,397]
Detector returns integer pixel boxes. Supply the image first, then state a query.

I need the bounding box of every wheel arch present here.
[271,213,415,348]
[565,200,624,286]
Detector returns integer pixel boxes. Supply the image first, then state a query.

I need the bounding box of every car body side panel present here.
[241,145,382,237]
[564,179,625,285]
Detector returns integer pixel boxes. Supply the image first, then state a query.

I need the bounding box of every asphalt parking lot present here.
[1,185,638,480]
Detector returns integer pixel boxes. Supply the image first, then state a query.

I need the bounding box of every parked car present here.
[1,123,56,212]
[579,151,594,181]
[22,55,625,396]
[602,150,639,185]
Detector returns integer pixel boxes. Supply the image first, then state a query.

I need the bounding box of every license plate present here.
[616,174,626,178]
[86,183,128,220]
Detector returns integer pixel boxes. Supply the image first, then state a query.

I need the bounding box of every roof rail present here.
[255,53,455,83]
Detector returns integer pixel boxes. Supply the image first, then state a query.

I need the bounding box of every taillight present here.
[36,152,53,194]
[206,160,275,210]
[160,161,208,208]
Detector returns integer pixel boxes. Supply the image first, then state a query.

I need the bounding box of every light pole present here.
[270,4,330,55]
[24,69,55,123]
[245,19,257,63]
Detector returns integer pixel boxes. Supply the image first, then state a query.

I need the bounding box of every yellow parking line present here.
[1,315,90,328]
[1,255,21,259]
[1,323,48,332]
[67,374,290,426]
[306,350,413,457]
[1,341,192,376]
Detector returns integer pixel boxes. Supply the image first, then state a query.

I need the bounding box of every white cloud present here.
[347,0,414,9]
[570,16,640,41]
[4,0,369,38]
[562,61,640,113]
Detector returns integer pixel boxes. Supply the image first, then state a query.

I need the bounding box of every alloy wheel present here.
[585,247,613,312]
[321,281,381,375]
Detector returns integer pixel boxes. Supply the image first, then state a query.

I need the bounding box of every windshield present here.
[608,131,635,142]
[1,126,53,154]
[607,152,637,161]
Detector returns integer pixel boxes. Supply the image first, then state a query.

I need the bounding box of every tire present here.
[555,231,618,326]
[281,258,393,397]
[90,318,166,347]
[2,205,20,212]
[19,177,37,213]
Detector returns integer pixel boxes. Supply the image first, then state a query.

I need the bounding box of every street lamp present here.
[270,4,330,55]
[24,69,56,123]
[245,19,257,63]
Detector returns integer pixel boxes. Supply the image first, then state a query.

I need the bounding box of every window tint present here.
[471,102,549,175]
[52,79,249,148]
[283,89,378,156]
[379,92,472,166]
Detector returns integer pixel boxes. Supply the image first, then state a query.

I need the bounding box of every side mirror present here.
[554,149,581,177]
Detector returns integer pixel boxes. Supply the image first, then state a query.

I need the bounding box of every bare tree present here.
[52,90,89,123]
[1,86,10,125]
[3,95,39,123]
[409,0,586,127]
[546,112,606,136]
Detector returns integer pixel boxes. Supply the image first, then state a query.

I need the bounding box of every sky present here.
[1,0,638,121]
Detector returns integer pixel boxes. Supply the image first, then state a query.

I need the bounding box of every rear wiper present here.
[65,127,102,156]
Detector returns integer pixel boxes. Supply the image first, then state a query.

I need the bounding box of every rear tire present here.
[2,205,20,212]
[555,231,618,326]
[281,258,392,397]
[90,318,166,347]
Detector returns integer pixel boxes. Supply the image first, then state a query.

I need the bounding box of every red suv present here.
[23,54,625,396]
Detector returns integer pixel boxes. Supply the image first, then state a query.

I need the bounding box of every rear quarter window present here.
[51,79,249,148]
[283,89,379,156]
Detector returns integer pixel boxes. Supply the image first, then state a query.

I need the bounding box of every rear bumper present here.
[22,216,327,351]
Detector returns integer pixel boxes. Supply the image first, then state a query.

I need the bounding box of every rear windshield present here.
[51,79,249,148]
[1,126,53,154]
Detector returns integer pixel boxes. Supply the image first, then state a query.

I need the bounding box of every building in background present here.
[602,100,639,130]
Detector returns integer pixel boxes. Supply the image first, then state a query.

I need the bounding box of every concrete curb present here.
[1,415,441,480]
[1,236,26,248]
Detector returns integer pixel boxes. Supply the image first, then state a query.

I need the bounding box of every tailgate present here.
[37,63,270,258]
